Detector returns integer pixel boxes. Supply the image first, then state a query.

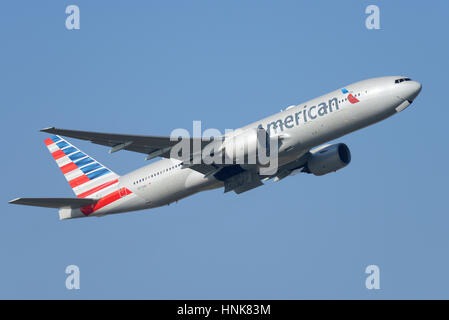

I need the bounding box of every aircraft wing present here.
[40,127,305,194]
[9,198,98,209]
[41,127,210,159]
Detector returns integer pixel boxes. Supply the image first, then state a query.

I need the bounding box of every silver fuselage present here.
[97,76,422,215]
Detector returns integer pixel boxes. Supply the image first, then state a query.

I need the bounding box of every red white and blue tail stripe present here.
[44,135,120,199]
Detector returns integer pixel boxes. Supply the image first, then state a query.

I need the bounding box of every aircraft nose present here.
[405,81,422,102]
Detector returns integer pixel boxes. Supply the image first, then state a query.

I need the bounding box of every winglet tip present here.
[40,127,55,133]
[8,198,20,204]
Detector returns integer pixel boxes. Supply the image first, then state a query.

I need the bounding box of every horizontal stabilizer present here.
[9,197,98,209]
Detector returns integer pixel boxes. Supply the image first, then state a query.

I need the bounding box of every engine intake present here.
[306,143,351,176]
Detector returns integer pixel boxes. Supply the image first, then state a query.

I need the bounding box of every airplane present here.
[9,76,422,220]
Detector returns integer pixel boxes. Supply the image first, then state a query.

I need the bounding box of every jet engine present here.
[306,143,351,176]
[222,127,269,163]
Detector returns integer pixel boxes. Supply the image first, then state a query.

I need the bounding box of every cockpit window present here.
[395,78,412,84]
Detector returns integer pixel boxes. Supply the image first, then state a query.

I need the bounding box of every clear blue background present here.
[1,1,448,299]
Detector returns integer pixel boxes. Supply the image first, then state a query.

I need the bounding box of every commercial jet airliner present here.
[9,76,422,219]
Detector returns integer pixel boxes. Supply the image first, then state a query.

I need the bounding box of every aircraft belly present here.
[139,168,219,207]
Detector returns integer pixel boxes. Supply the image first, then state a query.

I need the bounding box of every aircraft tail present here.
[44,135,120,199]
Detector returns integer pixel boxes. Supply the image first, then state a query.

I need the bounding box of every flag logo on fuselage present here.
[341,88,360,104]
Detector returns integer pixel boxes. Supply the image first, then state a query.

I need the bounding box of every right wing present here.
[9,198,98,209]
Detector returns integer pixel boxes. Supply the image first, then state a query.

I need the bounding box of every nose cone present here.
[405,81,422,102]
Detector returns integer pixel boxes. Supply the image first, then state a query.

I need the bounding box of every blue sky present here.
[1,1,448,299]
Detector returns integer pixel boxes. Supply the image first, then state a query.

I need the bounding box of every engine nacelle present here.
[222,127,269,163]
[306,143,351,176]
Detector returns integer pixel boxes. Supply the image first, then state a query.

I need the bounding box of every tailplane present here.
[44,135,120,199]
[8,197,98,220]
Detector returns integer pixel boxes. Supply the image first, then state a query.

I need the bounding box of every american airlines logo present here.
[342,88,360,104]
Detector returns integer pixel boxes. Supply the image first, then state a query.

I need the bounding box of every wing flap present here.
[9,197,98,209]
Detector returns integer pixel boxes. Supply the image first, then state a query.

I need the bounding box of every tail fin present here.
[44,135,120,199]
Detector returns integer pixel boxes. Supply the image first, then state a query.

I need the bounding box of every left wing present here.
[41,127,231,183]
[41,127,310,194]
[41,127,212,160]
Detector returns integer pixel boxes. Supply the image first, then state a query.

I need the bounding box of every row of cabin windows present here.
[133,163,182,185]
